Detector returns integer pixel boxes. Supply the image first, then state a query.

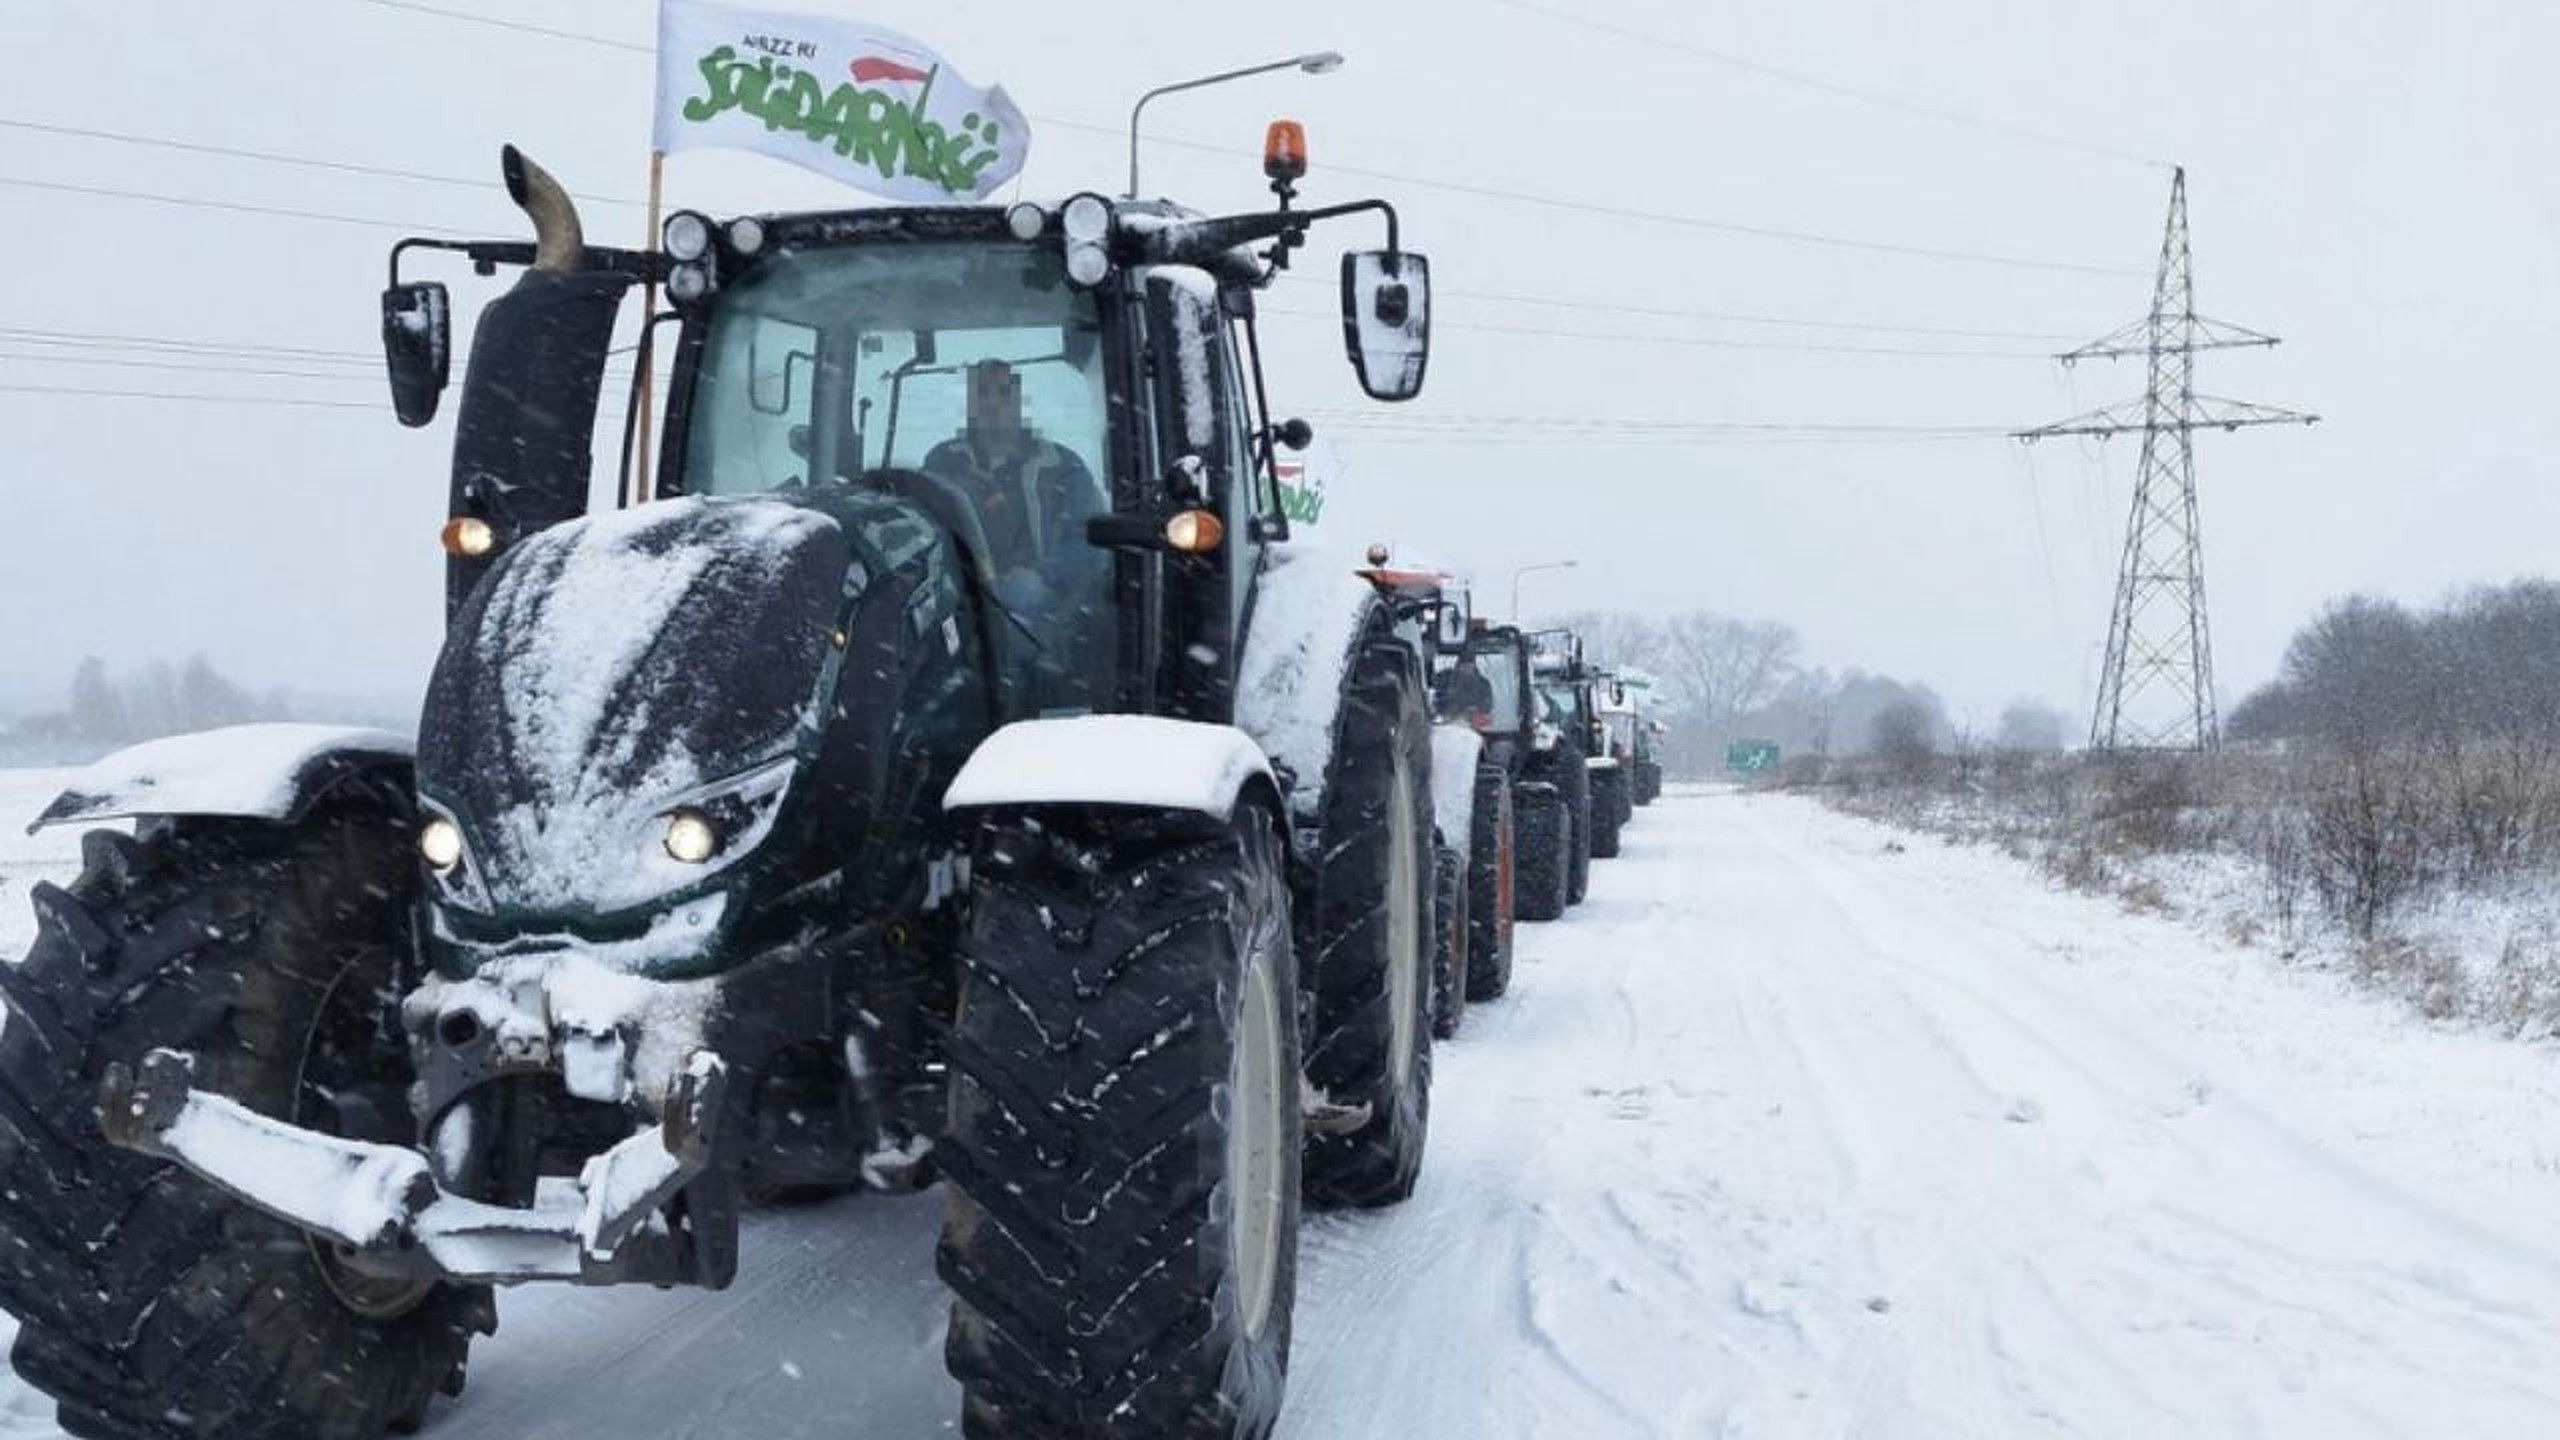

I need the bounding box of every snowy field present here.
[6,777,2560,1435]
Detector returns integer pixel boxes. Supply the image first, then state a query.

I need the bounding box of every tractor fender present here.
[28,723,415,834]
[943,716,1280,822]
[1233,544,1403,828]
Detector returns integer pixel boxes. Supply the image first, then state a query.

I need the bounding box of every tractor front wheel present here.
[941,805,1301,1439]
[0,800,484,1440]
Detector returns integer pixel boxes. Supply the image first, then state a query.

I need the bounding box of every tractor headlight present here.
[419,817,462,870]
[417,801,494,912]
[1004,202,1047,241]
[662,210,713,262]
[667,262,713,303]
[725,215,767,256]
[662,808,720,864]
[639,757,796,891]
[1060,192,1112,289]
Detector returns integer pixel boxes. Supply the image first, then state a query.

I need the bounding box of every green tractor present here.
[0,134,1446,1440]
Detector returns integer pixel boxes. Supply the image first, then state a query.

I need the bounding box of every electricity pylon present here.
[2018,166,2316,752]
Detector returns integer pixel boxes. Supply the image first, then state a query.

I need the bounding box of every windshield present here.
[679,240,1112,710]
[1538,680,1579,727]
[1476,647,1523,728]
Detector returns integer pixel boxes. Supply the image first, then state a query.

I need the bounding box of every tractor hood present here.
[418,496,848,920]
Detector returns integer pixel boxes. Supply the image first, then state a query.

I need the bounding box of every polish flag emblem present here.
[850,55,933,85]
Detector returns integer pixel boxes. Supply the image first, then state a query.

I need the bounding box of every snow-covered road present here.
[8,782,2560,1436]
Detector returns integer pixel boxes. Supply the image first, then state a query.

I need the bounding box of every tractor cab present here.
[1530,630,1602,758]
[1442,618,1536,764]
[384,133,1431,734]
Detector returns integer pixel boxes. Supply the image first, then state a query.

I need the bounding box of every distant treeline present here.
[1542,609,2067,777]
[2230,580,2560,752]
[0,657,404,766]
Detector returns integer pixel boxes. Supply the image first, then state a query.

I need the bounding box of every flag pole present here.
[631,148,665,508]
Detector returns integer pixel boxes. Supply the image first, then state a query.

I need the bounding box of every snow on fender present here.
[28,722,414,833]
[942,715,1274,820]
[1430,722,1483,845]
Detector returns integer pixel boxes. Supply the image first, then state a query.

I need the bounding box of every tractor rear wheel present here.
[1300,642,1435,1210]
[1511,781,1571,924]
[1464,765,1515,999]
[942,804,1301,1439]
[0,799,484,1440]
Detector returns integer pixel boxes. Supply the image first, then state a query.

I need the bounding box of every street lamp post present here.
[1510,558,1579,620]
[1127,52,1345,199]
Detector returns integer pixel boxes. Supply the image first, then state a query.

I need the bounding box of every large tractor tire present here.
[1560,747,1594,906]
[0,797,485,1440]
[1428,845,1468,1041]
[1464,764,1514,1000]
[1511,782,1571,924]
[942,804,1302,1440]
[1589,766,1627,860]
[1300,641,1435,1210]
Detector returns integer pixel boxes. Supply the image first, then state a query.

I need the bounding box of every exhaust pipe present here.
[501,144,584,273]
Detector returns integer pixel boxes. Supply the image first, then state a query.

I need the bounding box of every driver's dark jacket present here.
[920,435,1103,574]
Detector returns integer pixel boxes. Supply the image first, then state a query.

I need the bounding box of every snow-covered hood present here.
[417,496,847,916]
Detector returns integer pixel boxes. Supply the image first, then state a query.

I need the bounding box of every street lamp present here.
[1127,52,1345,199]
[1510,558,1578,620]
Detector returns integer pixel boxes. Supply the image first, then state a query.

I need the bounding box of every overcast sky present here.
[4,0,2553,732]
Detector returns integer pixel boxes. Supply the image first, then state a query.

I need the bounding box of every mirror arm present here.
[388,235,666,288]
[1292,198,1400,258]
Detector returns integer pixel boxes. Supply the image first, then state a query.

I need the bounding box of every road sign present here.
[1726,740,1780,775]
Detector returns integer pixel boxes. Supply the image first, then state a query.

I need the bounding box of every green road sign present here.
[1726,740,1780,775]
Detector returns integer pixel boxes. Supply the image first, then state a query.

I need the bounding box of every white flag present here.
[653,1,1029,202]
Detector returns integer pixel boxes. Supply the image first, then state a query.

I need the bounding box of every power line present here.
[0,375,2007,445]
[0,110,2101,337]
[330,0,2139,277]
[1274,274,2078,342]
[1308,409,2015,437]
[1265,306,2051,358]
[345,0,651,52]
[0,350,380,383]
[0,382,378,411]
[0,325,379,363]
[0,117,647,207]
[0,175,462,234]
[1486,0,2166,169]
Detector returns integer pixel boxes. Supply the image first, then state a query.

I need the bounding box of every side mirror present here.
[381,281,451,428]
[1435,599,1469,648]
[1339,250,1430,402]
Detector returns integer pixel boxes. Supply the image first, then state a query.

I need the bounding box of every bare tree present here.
[1870,700,1935,775]
[1546,610,1672,679]
[1994,700,2068,753]
[1658,612,1801,734]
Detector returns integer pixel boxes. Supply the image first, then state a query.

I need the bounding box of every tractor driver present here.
[921,360,1106,627]
[1439,651,1495,725]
